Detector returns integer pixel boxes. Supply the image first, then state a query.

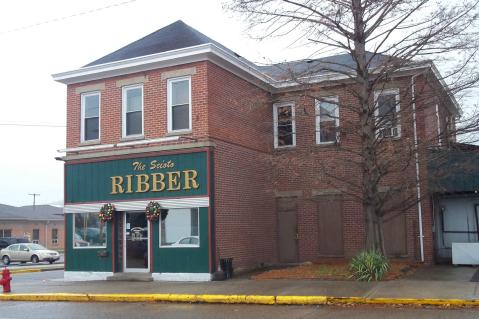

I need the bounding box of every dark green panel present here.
[65,214,113,272]
[66,151,207,203]
[151,207,210,273]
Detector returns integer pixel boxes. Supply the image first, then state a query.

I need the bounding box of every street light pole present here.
[28,193,40,210]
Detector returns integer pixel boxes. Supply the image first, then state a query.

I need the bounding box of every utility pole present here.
[28,193,40,210]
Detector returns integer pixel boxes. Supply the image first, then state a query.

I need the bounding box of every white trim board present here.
[64,271,113,281]
[63,196,210,213]
[152,272,212,282]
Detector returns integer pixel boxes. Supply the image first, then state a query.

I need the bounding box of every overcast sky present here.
[0,0,477,207]
[0,0,303,207]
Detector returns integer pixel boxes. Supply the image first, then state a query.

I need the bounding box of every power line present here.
[0,0,137,35]
[0,123,65,128]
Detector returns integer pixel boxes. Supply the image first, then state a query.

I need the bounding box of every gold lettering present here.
[125,175,133,193]
[136,174,150,193]
[183,170,199,190]
[110,176,124,194]
[167,171,181,191]
[151,173,166,192]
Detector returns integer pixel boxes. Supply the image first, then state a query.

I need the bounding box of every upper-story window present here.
[167,76,191,133]
[315,97,339,144]
[273,102,296,148]
[81,92,100,142]
[122,84,144,138]
[375,89,401,138]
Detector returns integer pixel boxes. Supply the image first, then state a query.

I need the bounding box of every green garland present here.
[99,203,115,222]
[146,201,162,222]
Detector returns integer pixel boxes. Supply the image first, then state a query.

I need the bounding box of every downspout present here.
[411,74,425,262]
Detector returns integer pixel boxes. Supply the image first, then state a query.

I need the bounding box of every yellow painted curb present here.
[327,296,479,307]
[0,293,89,302]
[10,269,42,274]
[276,296,327,305]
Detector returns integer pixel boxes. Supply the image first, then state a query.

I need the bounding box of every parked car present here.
[73,233,89,247]
[0,237,29,249]
[1,243,60,265]
[170,236,199,246]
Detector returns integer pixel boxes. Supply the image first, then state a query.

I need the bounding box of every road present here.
[0,302,478,319]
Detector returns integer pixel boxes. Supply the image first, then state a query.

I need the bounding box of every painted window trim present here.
[374,88,401,138]
[273,101,296,149]
[315,96,339,144]
[159,207,200,248]
[167,76,192,134]
[80,91,101,143]
[122,84,144,138]
[72,212,107,249]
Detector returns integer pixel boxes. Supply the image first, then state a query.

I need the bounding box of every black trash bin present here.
[219,258,234,279]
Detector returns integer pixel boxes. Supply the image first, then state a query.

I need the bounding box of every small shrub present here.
[349,250,390,281]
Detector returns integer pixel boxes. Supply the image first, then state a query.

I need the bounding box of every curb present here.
[0,293,478,307]
[9,266,64,274]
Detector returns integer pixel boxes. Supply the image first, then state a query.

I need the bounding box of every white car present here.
[1,243,60,265]
[170,236,199,246]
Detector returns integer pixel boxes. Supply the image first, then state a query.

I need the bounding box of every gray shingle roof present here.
[0,204,63,221]
[85,20,240,67]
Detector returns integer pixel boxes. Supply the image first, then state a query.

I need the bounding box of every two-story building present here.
[53,20,459,281]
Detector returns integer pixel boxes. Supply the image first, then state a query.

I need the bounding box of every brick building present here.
[0,204,64,250]
[53,20,458,281]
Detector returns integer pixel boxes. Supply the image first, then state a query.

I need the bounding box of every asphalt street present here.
[0,302,478,319]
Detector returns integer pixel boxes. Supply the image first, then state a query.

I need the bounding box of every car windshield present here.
[26,244,46,251]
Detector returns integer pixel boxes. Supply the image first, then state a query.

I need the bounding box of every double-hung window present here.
[315,97,339,144]
[273,102,296,148]
[81,92,100,142]
[167,76,191,132]
[375,89,401,138]
[122,84,144,137]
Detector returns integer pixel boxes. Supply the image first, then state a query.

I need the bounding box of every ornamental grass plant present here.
[349,250,390,281]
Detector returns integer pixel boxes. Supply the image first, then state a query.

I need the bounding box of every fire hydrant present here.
[0,267,12,293]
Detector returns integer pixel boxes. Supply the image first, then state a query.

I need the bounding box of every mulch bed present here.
[251,260,418,281]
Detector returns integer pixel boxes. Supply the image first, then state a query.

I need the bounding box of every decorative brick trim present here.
[161,67,197,80]
[115,75,149,88]
[75,83,105,94]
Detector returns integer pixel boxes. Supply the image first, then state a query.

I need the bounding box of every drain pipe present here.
[411,73,425,263]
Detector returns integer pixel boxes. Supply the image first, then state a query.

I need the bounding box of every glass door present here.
[124,212,149,272]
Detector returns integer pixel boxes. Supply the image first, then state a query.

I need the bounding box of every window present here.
[273,102,296,148]
[0,229,12,238]
[81,92,100,142]
[73,213,106,248]
[316,97,339,144]
[51,228,58,245]
[375,89,400,138]
[32,229,39,244]
[122,84,143,137]
[160,208,199,247]
[167,77,191,132]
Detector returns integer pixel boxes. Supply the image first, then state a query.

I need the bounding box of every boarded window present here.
[317,195,344,256]
[383,212,407,257]
[277,197,298,263]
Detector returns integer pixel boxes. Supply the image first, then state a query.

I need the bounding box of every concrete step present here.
[107,272,153,282]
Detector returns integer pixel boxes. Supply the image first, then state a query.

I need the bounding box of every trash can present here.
[219,258,233,279]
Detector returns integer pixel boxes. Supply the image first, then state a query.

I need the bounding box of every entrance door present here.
[277,197,298,263]
[124,212,149,272]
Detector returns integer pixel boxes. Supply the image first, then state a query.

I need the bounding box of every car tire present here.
[49,260,54,264]
[2,255,10,265]
[31,255,39,264]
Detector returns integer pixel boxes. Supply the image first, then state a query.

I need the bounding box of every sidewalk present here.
[2,266,479,306]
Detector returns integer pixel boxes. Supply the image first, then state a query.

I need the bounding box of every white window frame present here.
[72,212,107,249]
[159,208,200,249]
[315,96,339,144]
[273,102,296,149]
[374,89,401,138]
[167,76,192,133]
[80,91,101,143]
[122,84,144,138]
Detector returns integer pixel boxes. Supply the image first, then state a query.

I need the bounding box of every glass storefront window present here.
[73,213,106,248]
[160,208,199,247]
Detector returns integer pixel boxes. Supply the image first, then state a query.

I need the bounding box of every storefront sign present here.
[65,151,208,203]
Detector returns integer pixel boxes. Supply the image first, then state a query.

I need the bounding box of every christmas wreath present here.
[99,203,115,222]
[145,201,162,222]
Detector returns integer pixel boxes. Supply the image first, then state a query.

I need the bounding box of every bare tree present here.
[226,0,479,256]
